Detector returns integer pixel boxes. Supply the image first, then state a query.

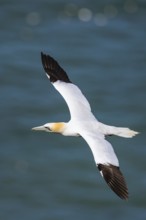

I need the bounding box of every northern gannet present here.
[32,52,138,200]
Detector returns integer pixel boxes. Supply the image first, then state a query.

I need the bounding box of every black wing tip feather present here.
[41,52,71,83]
[98,164,129,200]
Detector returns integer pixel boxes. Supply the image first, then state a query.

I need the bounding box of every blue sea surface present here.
[0,0,146,219]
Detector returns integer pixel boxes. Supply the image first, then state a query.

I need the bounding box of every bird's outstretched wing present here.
[41,52,91,119]
[80,130,128,200]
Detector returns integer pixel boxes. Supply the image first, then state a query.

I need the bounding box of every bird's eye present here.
[45,126,51,131]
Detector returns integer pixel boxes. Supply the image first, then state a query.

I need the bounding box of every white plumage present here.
[32,52,139,200]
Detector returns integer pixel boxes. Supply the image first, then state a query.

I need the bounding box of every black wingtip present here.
[98,164,129,200]
[40,52,71,83]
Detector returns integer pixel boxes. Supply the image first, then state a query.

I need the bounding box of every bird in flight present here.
[32,52,138,200]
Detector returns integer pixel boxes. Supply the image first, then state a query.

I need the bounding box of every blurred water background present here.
[0,0,146,219]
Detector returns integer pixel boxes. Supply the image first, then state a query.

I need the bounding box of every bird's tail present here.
[98,122,139,138]
[110,127,139,138]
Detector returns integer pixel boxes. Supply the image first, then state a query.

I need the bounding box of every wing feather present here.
[98,164,128,200]
[80,131,119,166]
[53,81,91,119]
[41,52,71,83]
[80,130,128,199]
[41,52,91,119]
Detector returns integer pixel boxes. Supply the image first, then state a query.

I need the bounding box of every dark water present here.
[1,0,146,219]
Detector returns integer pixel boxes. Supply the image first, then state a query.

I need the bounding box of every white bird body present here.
[32,52,139,200]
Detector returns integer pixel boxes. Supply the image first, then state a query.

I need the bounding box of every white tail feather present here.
[98,123,139,138]
[113,127,139,138]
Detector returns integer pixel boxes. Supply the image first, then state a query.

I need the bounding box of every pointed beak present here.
[32,125,45,131]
